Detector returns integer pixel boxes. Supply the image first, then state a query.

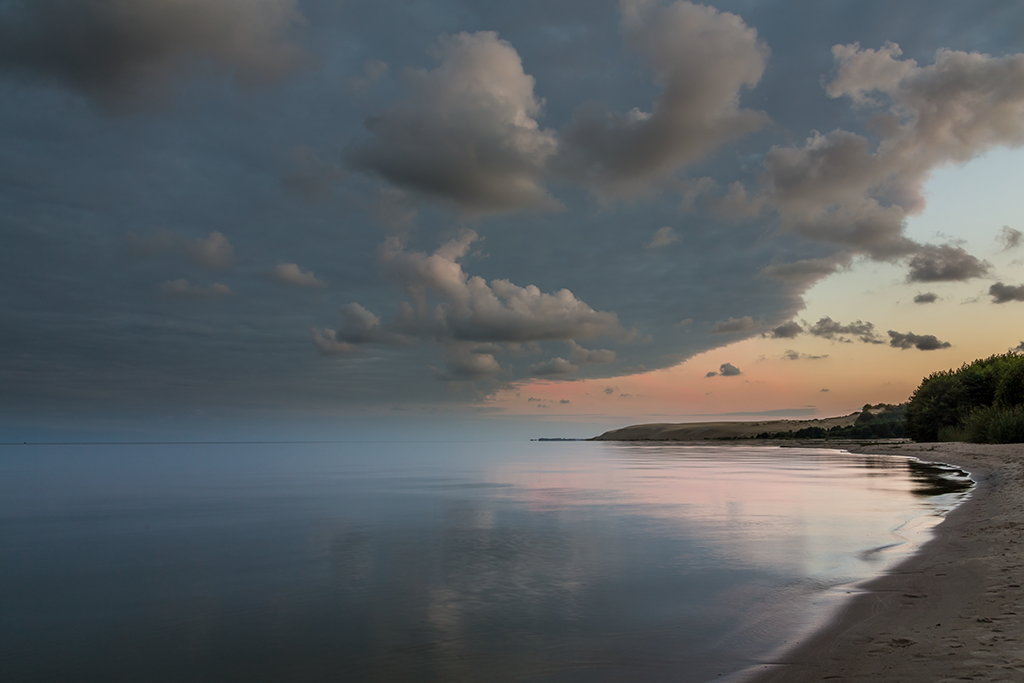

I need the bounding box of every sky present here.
[2,0,1024,440]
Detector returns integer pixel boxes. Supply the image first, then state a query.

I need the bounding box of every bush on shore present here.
[906,353,1024,443]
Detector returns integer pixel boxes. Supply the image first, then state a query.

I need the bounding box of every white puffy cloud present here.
[271,262,326,288]
[352,31,558,213]
[314,232,621,382]
[380,231,621,343]
[560,0,768,194]
[0,0,305,107]
[159,278,231,298]
[187,232,234,270]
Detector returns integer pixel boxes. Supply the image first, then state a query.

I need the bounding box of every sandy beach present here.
[748,442,1024,682]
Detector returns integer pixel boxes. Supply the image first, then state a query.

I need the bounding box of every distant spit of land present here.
[591,413,860,441]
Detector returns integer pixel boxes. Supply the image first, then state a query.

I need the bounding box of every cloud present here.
[756,42,1024,262]
[807,316,883,344]
[352,31,557,213]
[769,321,804,338]
[310,328,353,356]
[379,231,621,343]
[646,226,678,249]
[271,262,326,288]
[712,316,756,334]
[820,388,830,392]
[711,181,768,219]
[887,330,951,350]
[760,256,847,286]
[913,292,938,304]
[1000,226,1023,251]
[567,340,616,364]
[718,362,742,376]
[0,0,305,108]
[326,303,400,345]
[705,371,719,377]
[528,357,579,377]
[559,399,571,405]
[906,244,989,282]
[441,345,502,379]
[603,386,617,395]
[1014,342,1024,353]
[311,232,621,383]
[783,350,828,361]
[159,279,231,298]
[559,0,768,194]
[761,131,917,259]
[347,59,389,95]
[990,282,1024,303]
[187,232,234,270]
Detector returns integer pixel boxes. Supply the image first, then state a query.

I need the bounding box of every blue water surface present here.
[0,441,970,682]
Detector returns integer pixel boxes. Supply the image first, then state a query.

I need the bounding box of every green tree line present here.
[906,352,1024,443]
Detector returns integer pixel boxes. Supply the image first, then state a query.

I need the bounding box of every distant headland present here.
[592,403,905,441]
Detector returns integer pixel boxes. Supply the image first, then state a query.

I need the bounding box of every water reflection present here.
[0,442,972,682]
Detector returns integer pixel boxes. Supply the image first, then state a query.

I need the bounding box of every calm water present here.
[0,441,971,682]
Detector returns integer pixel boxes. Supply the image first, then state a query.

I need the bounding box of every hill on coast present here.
[592,413,861,441]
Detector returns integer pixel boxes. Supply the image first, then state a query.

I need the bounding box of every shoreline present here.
[745,442,1024,681]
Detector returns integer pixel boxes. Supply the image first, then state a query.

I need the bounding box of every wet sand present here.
[749,442,1024,682]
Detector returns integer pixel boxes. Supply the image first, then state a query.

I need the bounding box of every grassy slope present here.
[592,413,860,441]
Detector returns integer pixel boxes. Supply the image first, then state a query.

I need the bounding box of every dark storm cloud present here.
[4,0,1024,422]
[906,244,989,282]
[559,0,768,195]
[990,283,1024,303]
[769,321,803,338]
[351,31,558,213]
[719,362,742,376]
[528,357,579,377]
[159,279,231,298]
[807,317,883,344]
[759,255,849,288]
[913,292,938,304]
[0,0,305,107]
[887,330,952,351]
[711,316,756,334]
